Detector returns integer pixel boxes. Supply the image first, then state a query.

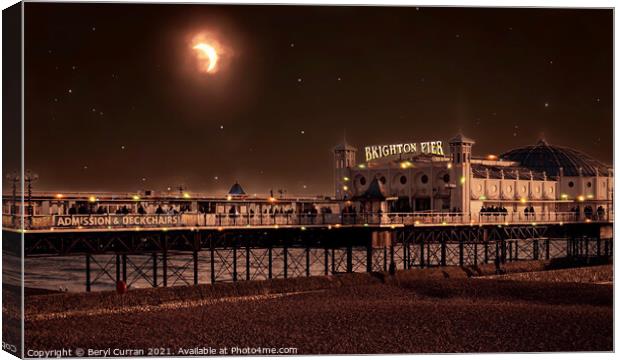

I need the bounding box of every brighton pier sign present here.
[364,141,444,162]
[54,214,181,228]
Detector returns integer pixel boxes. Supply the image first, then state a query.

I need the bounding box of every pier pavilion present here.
[2,133,613,291]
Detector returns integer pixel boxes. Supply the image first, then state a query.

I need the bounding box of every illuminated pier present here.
[2,134,613,291]
[1,191,612,292]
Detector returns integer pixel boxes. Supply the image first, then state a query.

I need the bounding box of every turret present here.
[334,142,357,199]
[449,134,475,214]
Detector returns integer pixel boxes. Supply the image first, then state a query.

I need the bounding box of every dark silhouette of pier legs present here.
[193,250,199,285]
[85,254,91,292]
[39,224,610,292]
[152,253,158,287]
[324,247,329,275]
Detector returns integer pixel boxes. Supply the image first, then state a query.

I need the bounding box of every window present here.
[421,174,429,184]
[359,177,366,186]
[568,181,574,188]
[443,174,450,183]
[400,175,407,185]
[587,182,592,188]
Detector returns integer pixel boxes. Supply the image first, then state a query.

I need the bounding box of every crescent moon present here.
[193,43,218,73]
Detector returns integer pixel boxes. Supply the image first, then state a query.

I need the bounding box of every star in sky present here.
[23,5,612,193]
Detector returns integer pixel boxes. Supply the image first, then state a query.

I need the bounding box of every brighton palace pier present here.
[2,134,614,291]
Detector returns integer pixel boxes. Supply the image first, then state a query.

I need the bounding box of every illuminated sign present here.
[364,141,444,162]
[54,215,180,227]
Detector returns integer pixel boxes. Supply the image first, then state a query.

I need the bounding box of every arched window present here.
[400,175,407,185]
[421,175,429,184]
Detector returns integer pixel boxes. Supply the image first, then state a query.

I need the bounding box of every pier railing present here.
[2,211,613,231]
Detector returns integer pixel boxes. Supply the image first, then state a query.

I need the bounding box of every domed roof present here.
[500,139,611,177]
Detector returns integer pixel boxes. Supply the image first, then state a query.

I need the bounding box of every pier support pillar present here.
[346,245,353,273]
[163,234,168,287]
[494,241,500,274]
[366,244,373,272]
[193,232,200,286]
[306,246,311,277]
[115,254,121,282]
[515,240,519,261]
[193,250,199,286]
[85,254,91,292]
[209,238,215,284]
[604,240,609,257]
[383,246,387,271]
[246,245,251,281]
[484,242,489,264]
[388,243,395,274]
[122,254,127,282]
[283,246,288,278]
[473,242,478,267]
[268,246,273,279]
[232,242,238,282]
[152,253,157,287]
[163,251,168,287]
[419,240,425,268]
[402,239,408,269]
[324,247,329,275]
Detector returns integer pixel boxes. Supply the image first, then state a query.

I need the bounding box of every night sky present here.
[23,4,613,196]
